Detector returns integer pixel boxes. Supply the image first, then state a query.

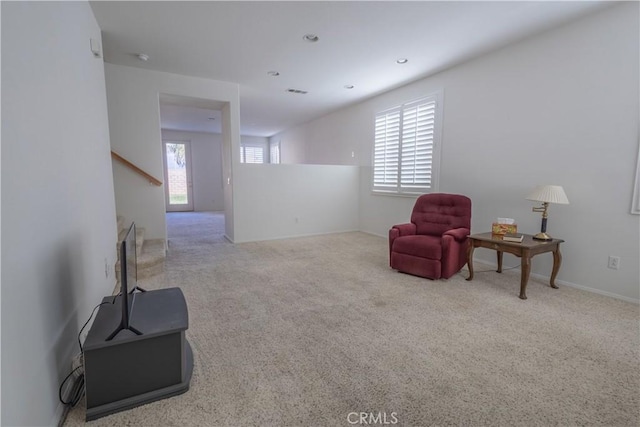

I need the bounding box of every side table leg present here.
[466,242,475,281]
[550,246,562,289]
[520,253,531,300]
[496,251,503,273]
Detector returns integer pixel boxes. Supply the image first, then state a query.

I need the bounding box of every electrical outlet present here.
[608,256,620,270]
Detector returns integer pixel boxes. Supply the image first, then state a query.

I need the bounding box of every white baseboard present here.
[231,228,361,244]
[360,230,386,239]
[220,230,640,304]
[472,259,639,304]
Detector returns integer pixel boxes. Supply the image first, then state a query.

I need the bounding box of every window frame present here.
[269,140,281,164]
[371,91,443,196]
[240,145,265,164]
[632,141,640,214]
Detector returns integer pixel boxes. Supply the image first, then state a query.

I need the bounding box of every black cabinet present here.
[83,287,193,421]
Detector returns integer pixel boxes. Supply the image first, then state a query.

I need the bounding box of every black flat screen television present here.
[106,222,145,341]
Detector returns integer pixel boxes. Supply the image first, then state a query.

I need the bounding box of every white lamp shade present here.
[526,185,569,204]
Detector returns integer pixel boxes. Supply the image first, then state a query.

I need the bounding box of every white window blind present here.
[240,146,264,164]
[373,94,440,194]
[270,142,280,164]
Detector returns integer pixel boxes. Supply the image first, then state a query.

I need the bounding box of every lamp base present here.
[532,232,553,241]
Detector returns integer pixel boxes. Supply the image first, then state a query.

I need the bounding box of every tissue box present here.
[492,223,517,235]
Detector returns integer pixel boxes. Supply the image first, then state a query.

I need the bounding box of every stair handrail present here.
[111,150,162,186]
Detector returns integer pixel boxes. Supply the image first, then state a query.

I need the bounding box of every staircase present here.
[115,216,166,287]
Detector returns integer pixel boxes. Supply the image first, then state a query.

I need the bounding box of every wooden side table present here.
[466,232,564,299]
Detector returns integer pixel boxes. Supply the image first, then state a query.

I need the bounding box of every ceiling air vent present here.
[286,88,308,94]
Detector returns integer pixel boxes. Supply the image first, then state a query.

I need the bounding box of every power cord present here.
[58,300,114,408]
[78,301,112,352]
[58,365,84,406]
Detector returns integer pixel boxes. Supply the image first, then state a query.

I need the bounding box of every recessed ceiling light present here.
[303,34,319,43]
[396,58,408,64]
[286,88,308,94]
[137,53,149,61]
[344,85,354,89]
[267,71,280,77]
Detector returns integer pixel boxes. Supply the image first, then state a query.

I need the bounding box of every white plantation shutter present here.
[374,108,401,190]
[401,99,435,189]
[373,94,441,194]
[270,142,280,164]
[240,146,264,164]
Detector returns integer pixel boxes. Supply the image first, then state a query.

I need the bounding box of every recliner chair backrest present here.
[411,193,471,236]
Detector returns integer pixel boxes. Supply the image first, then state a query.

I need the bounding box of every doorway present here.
[163,140,194,212]
[158,93,234,242]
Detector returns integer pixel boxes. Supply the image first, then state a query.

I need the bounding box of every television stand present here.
[83,287,192,421]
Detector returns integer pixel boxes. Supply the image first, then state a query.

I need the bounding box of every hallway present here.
[166,211,227,246]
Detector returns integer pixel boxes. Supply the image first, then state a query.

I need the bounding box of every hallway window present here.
[240,146,264,164]
[270,141,280,164]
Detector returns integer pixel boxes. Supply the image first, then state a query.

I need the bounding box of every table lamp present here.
[526,185,569,241]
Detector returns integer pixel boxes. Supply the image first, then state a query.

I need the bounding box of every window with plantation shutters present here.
[374,109,401,190]
[240,146,264,164]
[373,93,441,194]
[269,141,280,164]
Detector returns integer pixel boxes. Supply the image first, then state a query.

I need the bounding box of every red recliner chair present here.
[389,193,471,280]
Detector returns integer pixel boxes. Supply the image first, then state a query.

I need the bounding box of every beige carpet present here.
[65,212,639,426]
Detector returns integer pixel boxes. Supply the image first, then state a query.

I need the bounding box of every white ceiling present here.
[90,1,611,137]
[158,93,225,134]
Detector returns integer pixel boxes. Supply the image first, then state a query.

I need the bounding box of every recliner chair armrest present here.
[389,223,417,268]
[390,223,417,237]
[443,228,470,242]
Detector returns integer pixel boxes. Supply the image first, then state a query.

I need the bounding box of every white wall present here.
[233,165,359,243]
[1,2,117,425]
[104,64,241,240]
[161,130,224,212]
[269,125,307,164]
[273,3,640,302]
[222,104,236,239]
[241,135,268,150]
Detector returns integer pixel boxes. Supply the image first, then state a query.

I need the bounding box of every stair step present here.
[115,216,165,281]
[114,240,165,279]
[136,227,145,257]
[117,224,145,257]
[117,225,127,242]
[137,239,166,279]
[117,216,125,239]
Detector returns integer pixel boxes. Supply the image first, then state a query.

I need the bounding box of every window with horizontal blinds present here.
[374,109,400,189]
[269,141,280,164]
[240,146,264,164]
[373,94,441,194]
